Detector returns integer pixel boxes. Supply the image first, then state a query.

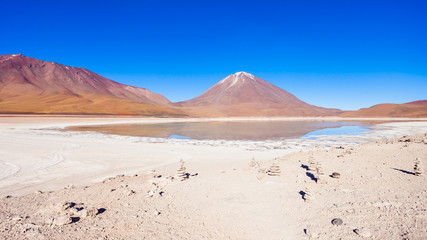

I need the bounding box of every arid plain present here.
[0,116,426,239]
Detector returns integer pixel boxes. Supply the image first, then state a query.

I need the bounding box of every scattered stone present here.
[51,216,73,226]
[153,211,161,216]
[268,159,281,176]
[398,136,411,142]
[124,190,135,196]
[177,159,189,181]
[11,216,23,222]
[331,172,341,179]
[331,218,343,226]
[64,184,74,189]
[35,190,43,194]
[102,177,114,183]
[62,202,76,211]
[354,228,372,238]
[118,183,128,188]
[147,190,155,197]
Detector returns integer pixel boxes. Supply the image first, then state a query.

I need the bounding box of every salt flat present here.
[0,116,426,239]
[0,116,426,197]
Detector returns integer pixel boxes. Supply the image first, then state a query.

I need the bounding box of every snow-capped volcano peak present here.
[219,71,256,85]
[233,71,255,79]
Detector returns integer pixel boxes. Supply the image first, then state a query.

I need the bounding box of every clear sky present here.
[1,0,426,110]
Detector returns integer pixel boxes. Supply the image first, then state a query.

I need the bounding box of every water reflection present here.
[67,120,372,141]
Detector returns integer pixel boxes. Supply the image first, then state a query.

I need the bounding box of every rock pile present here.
[316,162,327,184]
[47,201,101,226]
[308,156,317,171]
[177,159,189,181]
[414,158,423,176]
[249,157,258,168]
[303,188,313,202]
[268,159,281,176]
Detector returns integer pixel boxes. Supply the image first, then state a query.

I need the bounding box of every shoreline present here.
[0,116,427,198]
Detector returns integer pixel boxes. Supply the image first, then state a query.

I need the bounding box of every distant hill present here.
[0,54,186,116]
[174,72,342,117]
[341,100,427,118]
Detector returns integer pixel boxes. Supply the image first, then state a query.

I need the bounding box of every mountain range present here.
[0,54,425,117]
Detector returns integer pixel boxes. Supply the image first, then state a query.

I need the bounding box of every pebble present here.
[11,216,23,222]
[124,190,135,196]
[331,218,343,226]
[86,207,99,217]
[51,216,72,226]
[331,172,341,179]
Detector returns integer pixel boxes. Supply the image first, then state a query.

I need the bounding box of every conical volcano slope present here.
[175,72,341,117]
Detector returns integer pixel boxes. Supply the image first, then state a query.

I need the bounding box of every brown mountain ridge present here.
[341,100,427,118]
[0,54,186,116]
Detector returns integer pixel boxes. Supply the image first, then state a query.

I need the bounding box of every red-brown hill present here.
[0,54,185,116]
[341,100,427,118]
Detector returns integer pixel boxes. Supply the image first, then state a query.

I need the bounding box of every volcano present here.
[0,54,185,116]
[175,72,342,117]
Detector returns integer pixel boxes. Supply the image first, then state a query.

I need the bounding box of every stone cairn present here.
[177,159,189,181]
[316,162,327,184]
[414,158,423,176]
[249,157,258,168]
[308,156,317,172]
[303,188,313,202]
[268,158,281,176]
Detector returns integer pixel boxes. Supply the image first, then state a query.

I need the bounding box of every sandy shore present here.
[0,116,426,239]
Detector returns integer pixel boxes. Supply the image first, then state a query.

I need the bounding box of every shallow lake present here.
[66,120,374,141]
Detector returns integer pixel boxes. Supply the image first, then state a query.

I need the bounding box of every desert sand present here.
[0,116,426,239]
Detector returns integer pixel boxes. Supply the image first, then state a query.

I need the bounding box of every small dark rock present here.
[331,218,343,226]
[331,172,341,179]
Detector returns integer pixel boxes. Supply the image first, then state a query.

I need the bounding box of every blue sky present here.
[1,0,426,110]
